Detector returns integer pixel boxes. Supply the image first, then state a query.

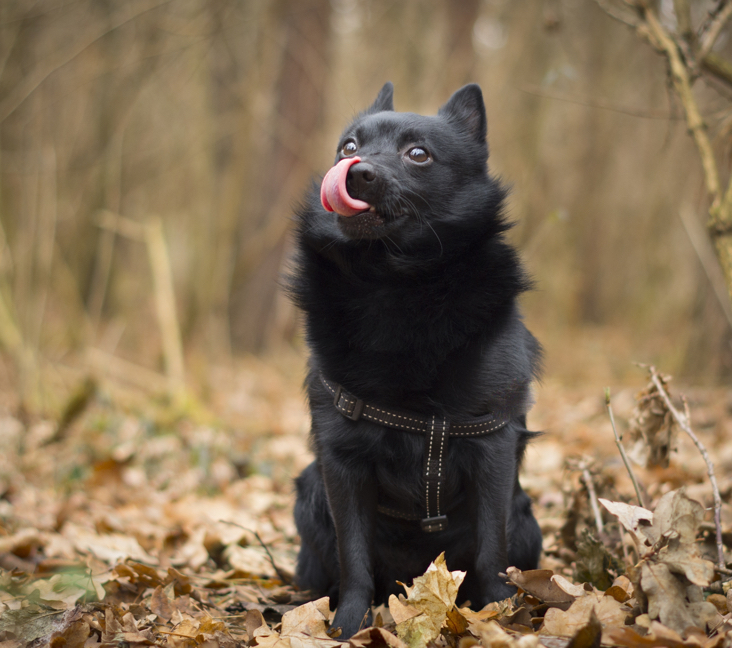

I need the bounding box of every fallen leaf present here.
[280,597,335,640]
[506,568,575,609]
[574,529,620,590]
[388,595,421,625]
[598,499,655,547]
[541,592,627,639]
[628,375,676,468]
[390,553,465,648]
[150,585,174,621]
[551,574,587,599]
[566,607,601,648]
[472,620,540,647]
[652,490,705,546]
[348,627,408,648]
[640,561,718,635]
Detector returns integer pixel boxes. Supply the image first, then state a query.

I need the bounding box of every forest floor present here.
[0,348,730,647]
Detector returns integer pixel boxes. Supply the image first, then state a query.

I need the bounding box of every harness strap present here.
[319,373,510,533]
[319,374,509,436]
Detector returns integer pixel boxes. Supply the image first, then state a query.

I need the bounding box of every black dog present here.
[288,83,542,639]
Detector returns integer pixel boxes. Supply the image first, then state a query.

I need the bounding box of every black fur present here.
[288,83,542,639]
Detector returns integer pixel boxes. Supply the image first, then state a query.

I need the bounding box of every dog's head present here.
[316,82,505,246]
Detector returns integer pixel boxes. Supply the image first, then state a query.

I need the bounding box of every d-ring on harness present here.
[319,373,510,533]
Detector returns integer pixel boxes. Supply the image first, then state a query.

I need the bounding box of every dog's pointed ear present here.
[438,84,487,143]
[366,82,394,113]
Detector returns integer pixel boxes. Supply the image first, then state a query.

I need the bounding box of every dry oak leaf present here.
[598,499,656,547]
[388,552,465,648]
[540,591,627,640]
[471,620,539,648]
[280,596,340,645]
[605,620,729,648]
[640,561,718,635]
[628,374,676,468]
[652,489,705,545]
[252,597,342,648]
[348,627,408,648]
[505,567,577,610]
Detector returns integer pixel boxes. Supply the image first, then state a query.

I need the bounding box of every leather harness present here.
[319,373,510,533]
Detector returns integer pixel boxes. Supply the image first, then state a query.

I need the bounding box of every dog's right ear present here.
[365,82,394,113]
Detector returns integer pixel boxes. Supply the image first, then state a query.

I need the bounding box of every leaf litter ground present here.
[0,352,730,648]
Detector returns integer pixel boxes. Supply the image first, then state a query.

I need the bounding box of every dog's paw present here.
[332,601,372,641]
[473,580,517,609]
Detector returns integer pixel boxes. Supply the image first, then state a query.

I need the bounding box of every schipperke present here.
[288,82,542,639]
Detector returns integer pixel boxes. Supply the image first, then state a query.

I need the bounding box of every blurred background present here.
[1,0,731,415]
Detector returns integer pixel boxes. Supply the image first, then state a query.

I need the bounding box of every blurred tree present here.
[597,0,732,305]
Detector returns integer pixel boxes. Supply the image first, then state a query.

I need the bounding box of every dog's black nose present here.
[347,162,376,196]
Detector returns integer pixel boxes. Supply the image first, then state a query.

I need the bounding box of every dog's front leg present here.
[468,470,517,606]
[321,458,377,639]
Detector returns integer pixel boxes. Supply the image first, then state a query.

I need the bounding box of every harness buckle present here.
[333,385,364,421]
[421,515,448,533]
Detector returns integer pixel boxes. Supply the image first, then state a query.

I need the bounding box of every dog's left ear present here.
[366,82,394,113]
[438,84,487,144]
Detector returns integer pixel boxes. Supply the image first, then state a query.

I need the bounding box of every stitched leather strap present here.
[319,373,511,533]
[319,374,510,437]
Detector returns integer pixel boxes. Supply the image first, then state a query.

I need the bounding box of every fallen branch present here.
[605,388,646,508]
[647,366,725,571]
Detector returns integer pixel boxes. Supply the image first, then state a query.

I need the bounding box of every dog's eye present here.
[341,140,358,156]
[407,147,430,164]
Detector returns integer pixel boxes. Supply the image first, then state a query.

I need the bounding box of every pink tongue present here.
[320,157,371,217]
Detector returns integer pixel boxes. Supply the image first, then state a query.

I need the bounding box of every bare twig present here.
[605,388,646,507]
[679,207,732,330]
[699,1,732,59]
[145,217,186,401]
[580,461,604,534]
[597,0,732,301]
[593,0,640,29]
[648,366,725,570]
[219,520,292,585]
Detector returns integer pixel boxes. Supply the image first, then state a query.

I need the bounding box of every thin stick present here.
[219,520,292,585]
[580,462,604,534]
[699,1,732,60]
[605,388,646,508]
[145,217,186,402]
[648,367,725,570]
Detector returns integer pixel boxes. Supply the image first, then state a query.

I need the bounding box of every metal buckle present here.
[333,385,364,421]
[421,515,448,533]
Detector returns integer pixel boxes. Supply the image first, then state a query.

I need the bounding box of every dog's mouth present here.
[321,157,406,239]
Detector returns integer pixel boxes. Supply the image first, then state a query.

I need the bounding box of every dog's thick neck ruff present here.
[319,373,510,532]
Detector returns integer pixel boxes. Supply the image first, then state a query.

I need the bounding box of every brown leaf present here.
[102,607,124,644]
[348,627,408,648]
[390,553,465,648]
[640,561,718,635]
[279,597,340,647]
[150,585,174,621]
[541,592,627,639]
[656,537,713,587]
[652,490,705,546]
[706,594,728,614]
[246,609,267,638]
[0,528,41,556]
[472,620,540,647]
[598,499,655,547]
[388,595,421,625]
[566,608,601,648]
[505,568,576,609]
[48,618,90,648]
[628,375,676,468]
[445,607,470,635]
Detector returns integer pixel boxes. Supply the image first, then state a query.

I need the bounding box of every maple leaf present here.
[387,553,465,648]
